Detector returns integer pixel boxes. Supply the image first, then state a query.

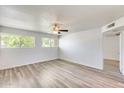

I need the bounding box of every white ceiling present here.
[1,5,124,34]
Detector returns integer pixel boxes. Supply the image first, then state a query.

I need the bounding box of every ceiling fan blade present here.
[59,30,68,32]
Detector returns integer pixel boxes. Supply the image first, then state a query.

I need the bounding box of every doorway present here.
[103,31,121,76]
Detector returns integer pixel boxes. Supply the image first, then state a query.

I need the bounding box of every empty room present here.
[1,5,124,88]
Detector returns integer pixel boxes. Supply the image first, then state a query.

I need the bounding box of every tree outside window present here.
[1,33,35,48]
[41,37,56,47]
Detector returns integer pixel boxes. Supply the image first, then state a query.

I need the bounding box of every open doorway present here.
[103,31,121,76]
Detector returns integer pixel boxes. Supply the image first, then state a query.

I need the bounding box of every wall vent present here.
[107,23,115,28]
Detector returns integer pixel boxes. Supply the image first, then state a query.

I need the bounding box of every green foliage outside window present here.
[42,38,55,47]
[1,33,35,48]
[20,36,35,48]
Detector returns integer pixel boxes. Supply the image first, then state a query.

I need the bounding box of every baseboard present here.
[59,58,103,70]
[0,58,58,71]
[104,59,119,62]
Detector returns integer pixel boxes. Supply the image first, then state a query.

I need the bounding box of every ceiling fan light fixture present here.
[53,27,59,31]
[53,24,60,32]
[52,23,68,34]
[53,30,58,34]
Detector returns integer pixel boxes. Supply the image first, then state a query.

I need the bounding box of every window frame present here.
[0,33,35,48]
[41,37,57,48]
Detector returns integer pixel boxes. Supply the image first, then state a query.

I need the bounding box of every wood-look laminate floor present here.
[104,59,120,76]
[0,59,124,88]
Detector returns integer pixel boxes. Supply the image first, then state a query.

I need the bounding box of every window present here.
[41,37,56,47]
[19,36,35,48]
[1,33,35,48]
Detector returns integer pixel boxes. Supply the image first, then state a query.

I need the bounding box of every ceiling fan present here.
[52,23,68,34]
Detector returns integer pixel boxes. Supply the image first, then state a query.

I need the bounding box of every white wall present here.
[103,35,119,60]
[0,26,58,70]
[59,29,103,69]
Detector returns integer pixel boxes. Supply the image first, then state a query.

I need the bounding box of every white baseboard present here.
[60,58,103,70]
[0,58,58,70]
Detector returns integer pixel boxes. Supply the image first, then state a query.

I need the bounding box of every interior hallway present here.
[104,59,123,78]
